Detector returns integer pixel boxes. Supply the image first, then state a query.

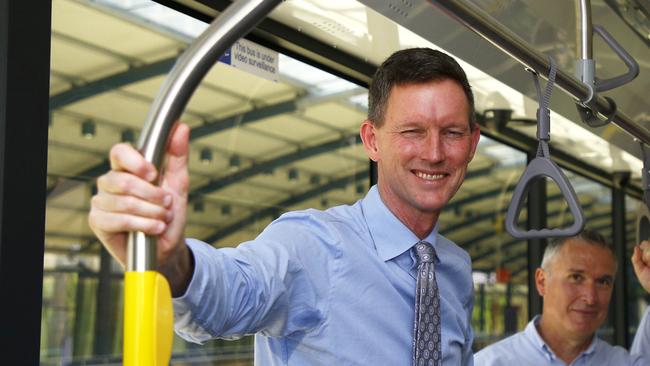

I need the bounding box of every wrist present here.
[159,241,195,297]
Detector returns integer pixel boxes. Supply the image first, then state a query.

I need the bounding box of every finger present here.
[88,208,167,236]
[642,241,650,264]
[163,123,190,194]
[109,143,158,182]
[632,245,647,278]
[641,240,650,252]
[632,245,643,277]
[91,192,173,223]
[97,171,172,207]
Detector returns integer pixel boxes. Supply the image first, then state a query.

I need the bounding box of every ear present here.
[535,268,547,296]
[467,123,481,162]
[360,120,379,162]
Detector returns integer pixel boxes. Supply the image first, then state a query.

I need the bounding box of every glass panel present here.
[441,135,528,350]
[43,0,368,364]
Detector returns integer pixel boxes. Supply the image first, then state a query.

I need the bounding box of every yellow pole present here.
[121,1,281,364]
[123,272,173,365]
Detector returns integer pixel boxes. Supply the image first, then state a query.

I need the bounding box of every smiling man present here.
[89,48,480,365]
[474,230,650,366]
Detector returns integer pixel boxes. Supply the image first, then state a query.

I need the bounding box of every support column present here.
[94,246,115,355]
[612,171,630,347]
[527,151,547,319]
[0,1,51,363]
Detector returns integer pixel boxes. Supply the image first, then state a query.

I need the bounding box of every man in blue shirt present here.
[89,48,481,364]
[474,230,650,365]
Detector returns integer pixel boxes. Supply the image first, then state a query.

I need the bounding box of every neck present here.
[377,186,439,239]
[537,316,593,364]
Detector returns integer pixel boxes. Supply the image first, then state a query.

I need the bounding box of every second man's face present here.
[362,79,480,220]
[537,240,616,341]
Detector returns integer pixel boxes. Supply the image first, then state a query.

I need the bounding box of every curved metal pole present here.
[577,0,593,60]
[433,0,650,145]
[127,0,282,272]
[122,1,281,364]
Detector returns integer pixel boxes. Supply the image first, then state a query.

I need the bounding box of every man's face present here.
[360,79,480,219]
[537,240,616,341]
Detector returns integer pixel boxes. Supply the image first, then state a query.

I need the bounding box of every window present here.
[441,135,528,349]
[44,0,368,364]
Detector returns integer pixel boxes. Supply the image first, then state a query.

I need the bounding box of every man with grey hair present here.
[475,230,650,365]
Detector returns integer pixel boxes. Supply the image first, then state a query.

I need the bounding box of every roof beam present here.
[50,57,176,109]
[201,170,367,244]
[48,88,364,199]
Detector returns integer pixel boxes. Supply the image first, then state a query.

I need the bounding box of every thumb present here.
[632,245,646,280]
[163,122,190,195]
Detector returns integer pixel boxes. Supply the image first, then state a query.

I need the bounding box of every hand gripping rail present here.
[504,58,585,239]
[575,0,639,127]
[123,1,281,365]
[636,144,650,244]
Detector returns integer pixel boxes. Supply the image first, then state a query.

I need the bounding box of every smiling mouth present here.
[572,309,599,316]
[414,171,447,181]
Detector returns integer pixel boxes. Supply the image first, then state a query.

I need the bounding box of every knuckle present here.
[90,194,102,208]
[96,174,108,189]
[118,196,134,212]
[116,177,133,194]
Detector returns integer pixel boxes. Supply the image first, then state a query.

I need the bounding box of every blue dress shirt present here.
[631,307,650,355]
[173,185,474,365]
[474,315,650,366]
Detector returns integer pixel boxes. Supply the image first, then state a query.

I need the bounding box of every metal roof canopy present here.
[357,0,650,169]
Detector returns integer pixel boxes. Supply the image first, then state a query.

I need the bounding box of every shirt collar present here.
[525,315,599,361]
[361,185,439,262]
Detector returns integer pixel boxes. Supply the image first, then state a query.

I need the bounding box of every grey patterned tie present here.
[413,241,442,366]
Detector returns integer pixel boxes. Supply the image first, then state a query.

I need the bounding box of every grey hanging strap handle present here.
[591,25,639,93]
[127,0,282,272]
[504,57,585,239]
[576,25,639,127]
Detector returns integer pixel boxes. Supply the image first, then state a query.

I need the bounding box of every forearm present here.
[631,306,650,355]
[159,240,195,297]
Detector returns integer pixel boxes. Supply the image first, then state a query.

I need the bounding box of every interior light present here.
[193,200,204,213]
[200,148,213,164]
[288,168,299,181]
[229,154,241,168]
[81,120,96,139]
[356,184,365,195]
[121,129,135,144]
[310,174,321,185]
[221,204,231,216]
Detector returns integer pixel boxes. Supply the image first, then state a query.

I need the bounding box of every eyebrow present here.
[567,268,614,281]
[567,268,585,273]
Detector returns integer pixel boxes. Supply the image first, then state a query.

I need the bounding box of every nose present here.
[422,131,445,163]
[582,283,598,305]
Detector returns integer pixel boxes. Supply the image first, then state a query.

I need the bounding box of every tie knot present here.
[414,241,435,264]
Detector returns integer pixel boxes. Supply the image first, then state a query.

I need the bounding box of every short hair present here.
[540,229,616,272]
[367,48,476,127]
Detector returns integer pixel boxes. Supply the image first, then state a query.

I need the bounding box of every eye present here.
[597,278,613,288]
[568,273,583,282]
[443,128,468,139]
[400,128,424,136]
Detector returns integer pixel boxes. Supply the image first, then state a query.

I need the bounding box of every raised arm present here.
[630,240,650,355]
